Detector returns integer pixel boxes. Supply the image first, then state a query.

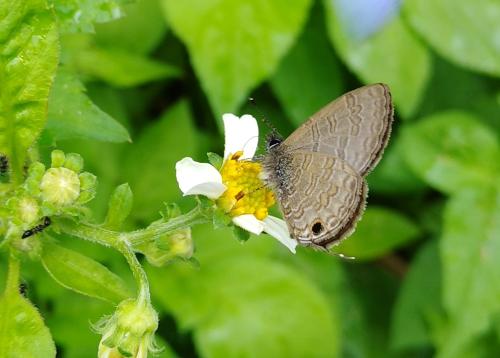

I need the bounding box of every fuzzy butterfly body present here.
[262,83,393,250]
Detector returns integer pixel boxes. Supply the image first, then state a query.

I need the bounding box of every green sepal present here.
[196,195,214,210]
[207,152,224,170]
[64,153,84,173]
[24,163,45,196]
[160,202,181,220]
[233,225,250,243]
[50,150,65,168]
[79,172,97,191]
[213,208,232,229]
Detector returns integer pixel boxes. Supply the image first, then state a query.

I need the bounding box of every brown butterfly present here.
[262,84,393,250]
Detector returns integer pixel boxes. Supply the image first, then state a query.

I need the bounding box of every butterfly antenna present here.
[248,97,277,133]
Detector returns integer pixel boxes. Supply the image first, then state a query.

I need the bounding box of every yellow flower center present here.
[217,151,275,220]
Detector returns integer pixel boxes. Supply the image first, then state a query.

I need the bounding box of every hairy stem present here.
[115,238,150,304]
[125,206,209,246]
[5,252,20,294]
[57,206,209,247]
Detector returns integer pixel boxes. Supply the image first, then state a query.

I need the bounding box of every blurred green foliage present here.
[1,0,499,357]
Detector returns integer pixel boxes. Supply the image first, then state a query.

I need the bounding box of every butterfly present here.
[262,83,393,250]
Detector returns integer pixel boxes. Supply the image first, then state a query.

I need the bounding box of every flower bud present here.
[40,167,81,206]
[139,228,193,267]
[18,196,40,224]
[97,299,158,358]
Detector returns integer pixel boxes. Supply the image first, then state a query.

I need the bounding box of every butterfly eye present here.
[268,138,282,149]
[312,221,324,236]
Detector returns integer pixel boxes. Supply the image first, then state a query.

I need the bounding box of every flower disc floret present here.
[40,167,81,206]
[217,151,275,220]
[18,196,40,224]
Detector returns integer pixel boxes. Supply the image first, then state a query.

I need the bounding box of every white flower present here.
[175,113,297,253]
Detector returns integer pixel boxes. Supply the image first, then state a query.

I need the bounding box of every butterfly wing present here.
[283,83,393,176]
[265,150,367,249]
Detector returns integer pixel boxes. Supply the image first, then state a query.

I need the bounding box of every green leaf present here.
[391,241,442,351]
[48,0,128,33]
[47,69,131,142]
[0,290,56,357]
[95,0,168,55]
[103,183,133,229]
[123,100,199,221]
[322,1,431,118]
[416,56,493,120]
[46,290,110,357]
[162,0,313,124]
[0,257,56,357]
[401,111,500,194]
[368,133,426,195]
[149,257,339,357]
[62,34,181,87]
[0,0,59,182]
[438,186,500,356]
[271,3,343,127]
[74,47,180,87]
[340,264,399,357]
[404,0,500,77]
[333,207,421,260]
[41,241,132,304]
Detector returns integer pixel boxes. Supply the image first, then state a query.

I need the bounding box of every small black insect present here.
[21,216,51,239]
[19,282,28,296]
[0,154,8,174]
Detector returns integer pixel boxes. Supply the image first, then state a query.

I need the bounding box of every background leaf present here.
[334,207,421,260]
[367,133,427,195]
[438,186,500,357]
[47,69,131,142]
[123,100,199,222]
[323,1,431,118]
[404,0,500,77]
[401,111,500,194]
[271,2,343,127]
[61,34,181,87]
[48,0,128,33]
[95,0,168,55]
[0,0,59,182]
[391,241,442,351]
[162,0,313,125]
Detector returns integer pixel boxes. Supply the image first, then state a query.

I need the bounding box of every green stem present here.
[5,252,20,295]
[115,239,150,304]
[125,206,209,246]
[56,205,209,248]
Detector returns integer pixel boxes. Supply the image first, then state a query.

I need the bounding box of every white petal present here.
[263,216,297,253]
[175,157,226,199]
[184,182,227,198]
[223,113,259,160]
[232,214,264,235]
